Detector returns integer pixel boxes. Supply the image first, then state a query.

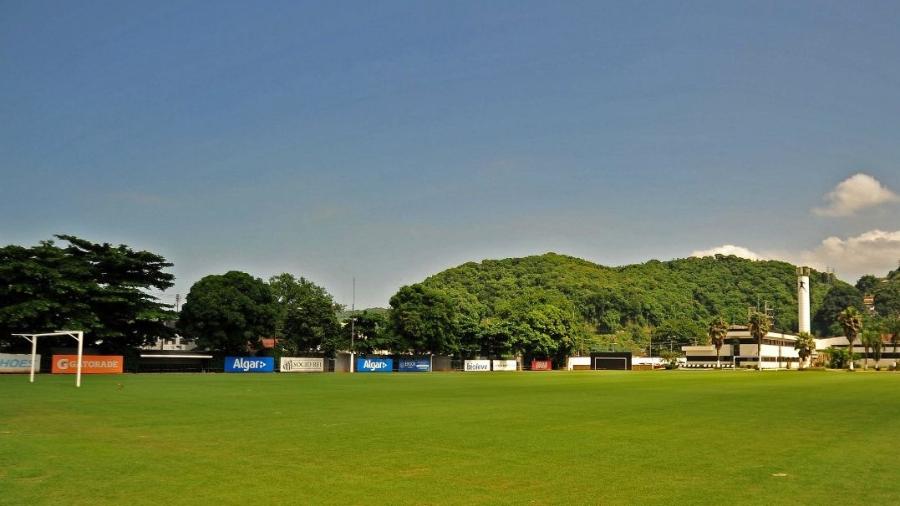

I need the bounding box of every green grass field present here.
[2,370,899,505]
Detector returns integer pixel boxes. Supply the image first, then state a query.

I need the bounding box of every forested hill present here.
[411,253,849,336]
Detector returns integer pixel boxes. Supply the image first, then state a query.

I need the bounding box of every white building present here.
[815,336,899,369]
[681,266,816,370]
[682,326,801,369]
[141,334,196,351]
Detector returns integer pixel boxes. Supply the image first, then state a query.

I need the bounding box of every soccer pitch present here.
[2,371,899,505]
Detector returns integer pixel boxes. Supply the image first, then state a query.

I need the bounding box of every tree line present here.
[1,237,899,361]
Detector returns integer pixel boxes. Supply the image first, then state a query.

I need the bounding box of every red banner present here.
[52,355,123,374]
[531,359,553,371]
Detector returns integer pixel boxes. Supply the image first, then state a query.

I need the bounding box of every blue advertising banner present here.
[398,357,430,372]
[356,357,393,373]
[225,356,275,373]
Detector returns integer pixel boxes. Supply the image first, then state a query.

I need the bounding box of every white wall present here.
[566,357,591,370]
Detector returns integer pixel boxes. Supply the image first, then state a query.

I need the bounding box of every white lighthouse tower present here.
[797,266,811,334]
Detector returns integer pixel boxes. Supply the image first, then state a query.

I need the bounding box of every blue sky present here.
[2,1,899,307]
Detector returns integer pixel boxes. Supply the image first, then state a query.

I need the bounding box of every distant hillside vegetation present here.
[399,253,850,344]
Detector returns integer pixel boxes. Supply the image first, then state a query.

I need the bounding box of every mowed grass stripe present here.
[1,371,899,505]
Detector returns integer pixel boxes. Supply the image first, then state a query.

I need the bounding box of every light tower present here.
[797,266,811,334]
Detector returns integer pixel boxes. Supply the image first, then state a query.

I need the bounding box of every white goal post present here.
[13,331,85,387]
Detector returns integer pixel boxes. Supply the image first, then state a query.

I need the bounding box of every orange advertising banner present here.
[51,355,123,374]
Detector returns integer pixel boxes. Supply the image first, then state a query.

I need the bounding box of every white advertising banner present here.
[0,353,40,373]
[567,356,591,370]
[492,359,518,371]
[280,357,324,372]
[464,360,491,372]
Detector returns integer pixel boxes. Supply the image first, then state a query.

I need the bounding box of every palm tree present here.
[707,316,729,369]
[872,333,883,370]
[748,311,770,370]
[861,331,872,370]
[793,332,815,370]
[863,316,886,370]
[837,306,863,371]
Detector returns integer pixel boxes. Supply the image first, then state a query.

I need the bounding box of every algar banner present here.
[398,357,430,372]
[0,353,40,373]
[280,357,324,372]
[52,355,123,374]
[356,357,393,372]
[225,356,274,373]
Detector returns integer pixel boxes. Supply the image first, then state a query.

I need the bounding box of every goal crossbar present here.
[13,331,85,387]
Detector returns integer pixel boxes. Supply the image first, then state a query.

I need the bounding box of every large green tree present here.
[340,310,396,354]
[269,273,342,355]
[0,236,174,352]
[855,275,880,296]
[652,317,706,348]
[486,289,581,361]
[178,271,278,355]
[390,285,481,356]
[813,285,863,336]
[873,275,900,318]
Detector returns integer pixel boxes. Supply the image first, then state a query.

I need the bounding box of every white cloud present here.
[801,230,900,278]
[813,173,898,217]
[694,230,900,281]
[690,244,763,261]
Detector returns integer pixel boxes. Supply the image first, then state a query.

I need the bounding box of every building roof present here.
[259,338,279,349]
[139,353,214,359]
[725,329,798,341]
[815,335,896,350]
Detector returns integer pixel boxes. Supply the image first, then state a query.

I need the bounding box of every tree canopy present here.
[177,271,278,355]
[388,253,853,357]
[0,235,175,351]
[813,284,863,336]
[340,310,396,354]
[873,269,900,317]
[269,273,342,355]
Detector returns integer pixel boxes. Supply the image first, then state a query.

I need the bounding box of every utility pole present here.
[350,277,356,373]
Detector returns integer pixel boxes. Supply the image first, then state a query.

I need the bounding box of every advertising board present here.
[567,356,591,370]
[0,353,40,373]
[279,357,324,372]
[530,359,552,371]
[464,359,491,372]
[224,356,274,373]
[492,359,518,371]
[52,355,123,374]
[356,357,393,372]
[398,357,430,372]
